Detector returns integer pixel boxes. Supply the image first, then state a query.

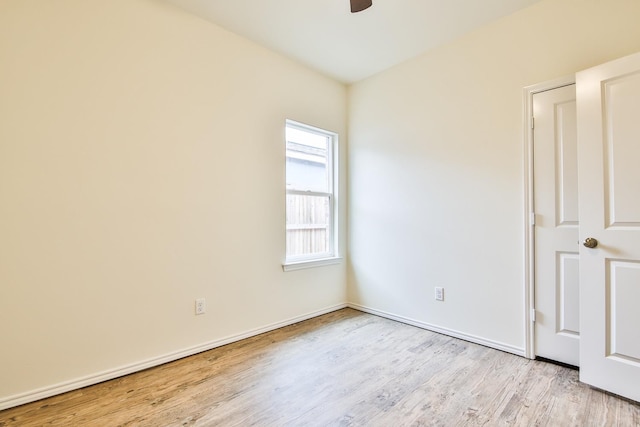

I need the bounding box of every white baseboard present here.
[347,303,526,357]
[2,302,525,411]
[0,303,347,411]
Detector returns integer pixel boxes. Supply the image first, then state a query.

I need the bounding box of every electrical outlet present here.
[195,298,206,315]
[435,287,444,301]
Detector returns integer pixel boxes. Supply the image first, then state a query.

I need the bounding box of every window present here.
[284,120,339,269]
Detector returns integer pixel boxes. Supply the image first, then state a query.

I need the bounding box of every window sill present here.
[282,256,343,272]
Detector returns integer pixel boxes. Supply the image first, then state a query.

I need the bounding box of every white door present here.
[577,51,640,402]
[533,85,580,366]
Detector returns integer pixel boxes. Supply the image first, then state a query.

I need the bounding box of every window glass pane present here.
[286,194,330,258]
[286,127,329,193]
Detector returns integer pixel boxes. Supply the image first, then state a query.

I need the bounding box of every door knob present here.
[583,237,598,248]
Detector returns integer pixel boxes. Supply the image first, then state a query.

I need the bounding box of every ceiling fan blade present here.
[350,0,372,13]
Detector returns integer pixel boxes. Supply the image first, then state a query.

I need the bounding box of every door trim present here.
[522,76,575,359]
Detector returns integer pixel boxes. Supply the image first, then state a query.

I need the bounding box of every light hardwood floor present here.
[1,308,639,426]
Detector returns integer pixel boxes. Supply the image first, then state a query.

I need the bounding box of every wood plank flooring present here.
[1,308,639,426]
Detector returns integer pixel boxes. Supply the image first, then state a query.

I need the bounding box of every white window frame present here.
[283,120,341,271]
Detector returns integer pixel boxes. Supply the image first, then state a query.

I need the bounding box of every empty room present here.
[1,0,640,425]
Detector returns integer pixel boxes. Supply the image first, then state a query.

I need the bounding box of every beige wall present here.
[0,0,347,405]
[348,0,640,351]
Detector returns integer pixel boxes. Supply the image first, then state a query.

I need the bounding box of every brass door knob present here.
[583,237,598,248]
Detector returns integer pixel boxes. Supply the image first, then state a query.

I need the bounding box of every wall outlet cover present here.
[195,298,206,315]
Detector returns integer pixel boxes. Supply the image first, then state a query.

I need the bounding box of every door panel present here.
[608,260,640,362]
[557,252,579,335]
[577,51,640,402]
[533,84,579,366]
[556,99,579,226]
[603,72,640,227]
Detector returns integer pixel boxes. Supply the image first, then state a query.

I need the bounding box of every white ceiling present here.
[164,0,542,84]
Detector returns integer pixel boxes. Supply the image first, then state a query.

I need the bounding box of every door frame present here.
[522,75,575,359]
